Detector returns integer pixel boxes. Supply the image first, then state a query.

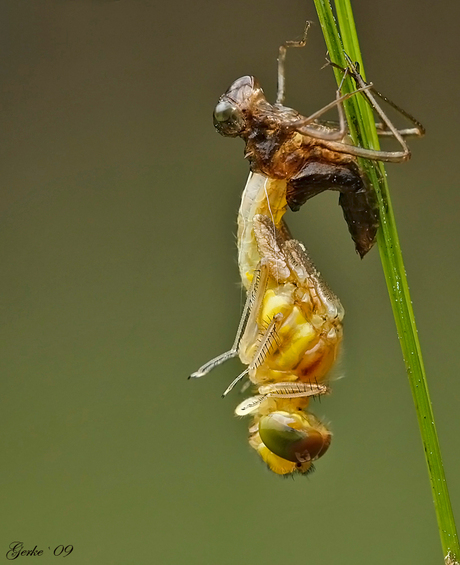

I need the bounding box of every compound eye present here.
[213,100,237,122]
[213,100,244,136]
[259,411,330,464]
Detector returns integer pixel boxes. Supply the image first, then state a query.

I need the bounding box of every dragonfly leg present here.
[234,382,329,416]
[222,312,284,397]
[258,381,330,399]
[338,56,425,137]
[293,83,372,141]
[315,118,423,139]
[314,57,425,162]
[276,21,311,106]
[189,261,269,379]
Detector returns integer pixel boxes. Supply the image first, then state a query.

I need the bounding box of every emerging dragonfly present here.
[191,25,424,475]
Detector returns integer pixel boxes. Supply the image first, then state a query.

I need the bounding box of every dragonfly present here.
[190,24,424,475]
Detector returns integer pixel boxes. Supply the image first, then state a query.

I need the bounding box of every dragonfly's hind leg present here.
[258,381,330,399]
[235,382,329,416]
[189,260,269,379]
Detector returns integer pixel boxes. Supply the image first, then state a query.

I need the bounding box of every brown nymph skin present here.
[213,75,378,257]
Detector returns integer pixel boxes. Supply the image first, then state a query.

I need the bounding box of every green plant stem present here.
[312,1,459,562]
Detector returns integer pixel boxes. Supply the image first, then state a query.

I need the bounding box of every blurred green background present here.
[1,0,458,563]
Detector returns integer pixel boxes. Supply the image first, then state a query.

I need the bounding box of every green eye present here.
[259,411,330,463]
[213,100,238,123]
[213,99,245,137]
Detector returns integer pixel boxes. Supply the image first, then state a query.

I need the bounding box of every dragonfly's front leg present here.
[189,261,269,379]
[221,311,284,397]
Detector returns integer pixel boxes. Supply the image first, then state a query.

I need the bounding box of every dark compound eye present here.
[213,100,245,137]
[213,100,238,123]
[258,411,331,464]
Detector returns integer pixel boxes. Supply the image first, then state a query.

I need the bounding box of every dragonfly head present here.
[257,410,331,474]
[213,76,265,137]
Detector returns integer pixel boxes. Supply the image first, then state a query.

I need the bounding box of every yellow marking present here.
[259,288,293,323]
[257,299,317,371]
[276,321,316,369]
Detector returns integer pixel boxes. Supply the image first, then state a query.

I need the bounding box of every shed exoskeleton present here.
[213,24,424,257]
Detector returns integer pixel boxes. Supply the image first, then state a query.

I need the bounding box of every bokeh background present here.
[1,0,459,564]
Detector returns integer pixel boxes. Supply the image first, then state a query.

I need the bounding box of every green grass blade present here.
[312,1,459,562]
